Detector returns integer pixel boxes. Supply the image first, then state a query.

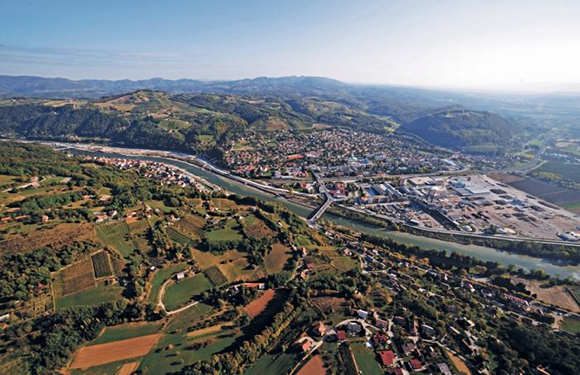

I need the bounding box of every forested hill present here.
[0,90,394,156]
[397,108,522,152]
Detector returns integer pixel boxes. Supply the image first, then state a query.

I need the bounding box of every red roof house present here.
[378,350,396,366]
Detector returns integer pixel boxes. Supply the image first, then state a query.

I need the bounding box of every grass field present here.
[560,316,580,334]
[167,226,194,246]
[56,283,124,310]
[147,263,189,304]
[191,248,263,282]
[331,256,358,273]
[90,322,163,346]
[205,224,244,242]
[137,303,240,374]
[245,352,300,375]
[264,244,291,274]
[70,360,127,375]
[351,342,382,375]
[163,273,214,311]
[96,222,135,258]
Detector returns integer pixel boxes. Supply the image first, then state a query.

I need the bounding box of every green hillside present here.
[0,90,395,155]
[397,108,522,152]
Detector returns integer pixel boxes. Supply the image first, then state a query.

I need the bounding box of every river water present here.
[70,148,580,279]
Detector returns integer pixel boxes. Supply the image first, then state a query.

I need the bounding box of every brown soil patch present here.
[515,278,580,313]
[0,223,95,255]
[71,334,160,369]
[447,350,471,375]
[311,297,347,314]
[243,217,274,239]
[297,355,326,375]
[125,216,138,224]
[117,361,140,375]
[264,244,291,274]
[488,173,524,184]
[54,257,96,296]
[245,289,276,319]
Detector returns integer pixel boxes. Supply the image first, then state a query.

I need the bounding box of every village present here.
[280,226,579,375]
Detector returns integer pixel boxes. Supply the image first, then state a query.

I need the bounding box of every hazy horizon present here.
[2,0,580,92]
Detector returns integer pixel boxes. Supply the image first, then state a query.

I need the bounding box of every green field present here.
[138,303,239,374]
[205,218,244,242]
[163,273,214,311]
[56,284,124,310]
[205,227,243,242]
[351,342,383,375]
[90,322,163,346]
[70,360,127,375]
[561,316,580,334]
[96,222,135,258]
[147,263,189,304]
[332,256,358,273]
[167,226,194,246]
[245,352,300,375]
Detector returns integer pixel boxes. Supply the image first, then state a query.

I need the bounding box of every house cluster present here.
[87,156,208,192]
[223,129,458,179]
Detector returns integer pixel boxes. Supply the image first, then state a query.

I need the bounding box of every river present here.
[67,147,580,280]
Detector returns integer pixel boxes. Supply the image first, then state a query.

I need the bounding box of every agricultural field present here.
[491,174,580,208]
[310,296,347,315]
[190,248,264,283]
[0,222,95,255]
[560,316,580,334]
[331,256,358,273]
[53,257,96,297]
[175,214,206,238]
[205,219,244,242]
[351,342,383,375]
[203,266,229,286]
[535,161,580,183]
[137,303,238,374]
[242,214,274,239]
[96,222,136,258]
[515,279,580,313]
[264,244,292,274]
[90,322,164,345]
[246,352,301,375]
[91,251,113,278]
[162,273,214,311]
[0,353,29,375]
[56,283,124,310]
[70,334,161,369]
[244,289,287,319]
[296,355,326,375]
[568,286,580,307]
[167,226,194,246]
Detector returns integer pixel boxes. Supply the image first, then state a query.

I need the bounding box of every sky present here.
[1,0,580,91]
